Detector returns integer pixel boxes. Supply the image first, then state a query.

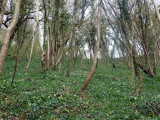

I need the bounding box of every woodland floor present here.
[0,57,160,119]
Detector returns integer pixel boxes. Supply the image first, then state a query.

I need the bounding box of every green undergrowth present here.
[0,57,160,119]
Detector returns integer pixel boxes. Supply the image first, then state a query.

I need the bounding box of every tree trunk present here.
[126,52,131,70]
[132,48,142,94]
[47,24,50,69]
[11,40,21,85]
[36,0,46,71]
[89,47,93,59]
[82,0,101,90]
[25,25,36,70]
[151,0,160,22]
[81,58,84,69]
[66,0,77,77]
[0,0,8,31]
[52,38,56,70]
[130,56,135,90]
[0,0,21,74]
[58,63,61,75]
[150,13,157,76]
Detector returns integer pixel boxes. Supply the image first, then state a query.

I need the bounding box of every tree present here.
[0,0,21,74]
[36,0,45,71]
[66,0,78,77]
[25,24,36,70]
[0,0,8,31]
[151,0,160,22]
[82,0,101,90]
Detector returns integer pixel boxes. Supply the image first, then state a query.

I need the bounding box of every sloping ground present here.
[0,58,160,119]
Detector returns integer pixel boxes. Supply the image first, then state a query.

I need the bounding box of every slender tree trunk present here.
[52,38,56,70]
[132,48,142,94]
[36,0,46,71]
[55,53,62,65]
[82,0,101,90]
[130,56,134,90]
[0,0,8,31]
[153,49,157,75]
[47,24,50,69]
[130,30,134,90]
[89,47,93,59]
[0,0,21,74]
[25,25,36,70]
[150,13,157,76]
[58,63,61,75]
[81,58,84,69]
[126,52,131,70]
[131,33,143,94]
[151,0,160,22]
[83,48,89,64]
[66,0,77,77]
[11,42,21,85]
[49,25,53,68]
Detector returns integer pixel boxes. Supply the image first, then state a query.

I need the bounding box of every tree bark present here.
[132,48,142,94]
[36,0,46,71]
[25,25,36,70]
[151,0,160,22]
[47,21,50,69]
[0,0,21,74]
[0,0,8,31]
[66,0,77,77]
[82,0,101,90]
[58,63,61,75]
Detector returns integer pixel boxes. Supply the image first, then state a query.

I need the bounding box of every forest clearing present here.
[0,0,160,119]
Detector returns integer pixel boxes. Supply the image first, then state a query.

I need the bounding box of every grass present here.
[0,57,160,119]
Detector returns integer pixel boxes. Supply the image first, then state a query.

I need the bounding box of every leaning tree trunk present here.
[151,0,160,22]
[0,0,21,74]
[0,0,8,31]
[36,0,46,71]
[82,0,101,90]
